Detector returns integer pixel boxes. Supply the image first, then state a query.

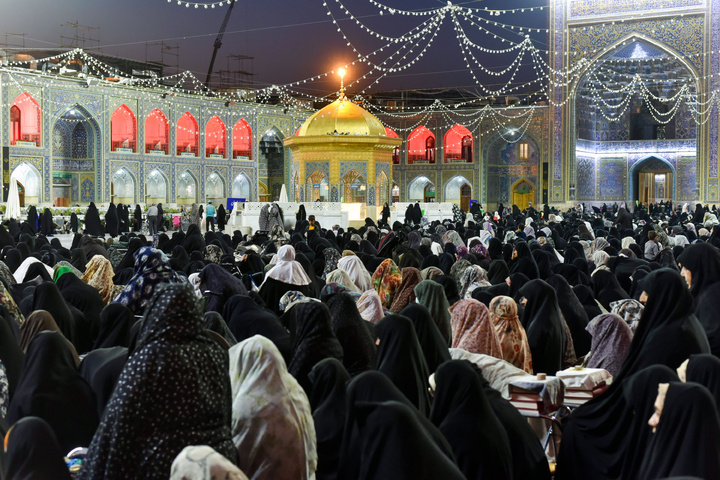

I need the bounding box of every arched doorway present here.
[392,183,400,203]
[408,176,433,202]
[10,163,41,206]
[145,169,168,204]
[306,171,328,202]
[461,184,472,211]
[385,127,400,164]
[342,170,367,203]
[293,172,300,202]
[52,105,100,204]
[176,171,197,205]
[632,157,674,204]
[444,175,472,209]
[232,118,252,159]
[232,173,251,201]
[512,179,535,209]
[259,127,285,201]
[111,168,135,204]
[207,172,225,202]
[424,184,436,203]
[376,171,389,206]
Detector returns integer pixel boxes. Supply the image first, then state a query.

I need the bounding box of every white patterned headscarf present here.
[337,255,372,292]
[170,446,248,480]
[229,335,317,480]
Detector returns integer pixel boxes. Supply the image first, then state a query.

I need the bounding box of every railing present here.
[408,154,435,164]
[112,141,136,152]
[206,148,226,158]
[176,145,198,156]
[13,134,41,146]
[233,149,252,159]
[145,143,169,154]
[446,156,472,163]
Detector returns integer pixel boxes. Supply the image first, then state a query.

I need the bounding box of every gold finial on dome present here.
[338,67,346,99]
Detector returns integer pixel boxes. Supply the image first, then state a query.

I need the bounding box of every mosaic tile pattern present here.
[576,156,596,199]
[569,0,704,19]
[597,157,627,200]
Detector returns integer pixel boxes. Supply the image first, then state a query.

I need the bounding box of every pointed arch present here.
[205,115,226,158]
[176,170,198,203]
[376,171,389,206]
[444,125,473,163]
[176,112,199,156]
[10,163,41,203]
[206,171,225,200]
[385,127,401,164]
[10,93,41,146]
[111,104,136,152]
[511,178,535,209]
[306,170,328,202]
[445,175,472,201]
[342,170,367,203]
[408,176,434,202]
[232,118,252,159]
[408,126,435,164]
[232,173,251,200]
[630,155,675,203]
[146,169,168,203]
[111,168,136,204]
[145,108,169,154]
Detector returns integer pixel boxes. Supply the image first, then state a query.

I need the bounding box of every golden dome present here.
[297,96,387,137]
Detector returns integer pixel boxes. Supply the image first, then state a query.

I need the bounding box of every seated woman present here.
[229,335,316,480]
[4,417,72,480]
[78,284,236,479]
[258,245,313,315]
[640,382,720,480]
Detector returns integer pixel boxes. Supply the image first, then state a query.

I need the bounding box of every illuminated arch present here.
[111,104,136,152]
[10,93,41,146]
[176,112,198,156]
[145,109,169,154]
[408,126,434,164]
[232,118,253,159]
[444,125,473,163]
[205,115,226,158]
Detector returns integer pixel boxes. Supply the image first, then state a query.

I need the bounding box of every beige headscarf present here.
[81,255,116,304]
[449,299,503,359]
[488,296,533,373]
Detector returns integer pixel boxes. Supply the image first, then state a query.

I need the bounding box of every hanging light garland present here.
[166,0,239,9]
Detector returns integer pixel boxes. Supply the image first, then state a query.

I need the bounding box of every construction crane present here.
[205,1,237,89]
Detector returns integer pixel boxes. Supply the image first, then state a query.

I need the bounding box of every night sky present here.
[0,0,548,96]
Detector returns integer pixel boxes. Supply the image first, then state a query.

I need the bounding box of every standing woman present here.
[26,205,38,234]
[157,203,164,233]
[216,202,226,231]
[104,203,119,238]
[84,202,104,237]
[70,211,79,233]
[379,202,391,226]
[133,204,142,232]
[188,203,198,230]
[79,284,237,479]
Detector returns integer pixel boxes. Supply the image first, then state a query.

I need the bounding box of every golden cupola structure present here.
[283,69,402,210]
